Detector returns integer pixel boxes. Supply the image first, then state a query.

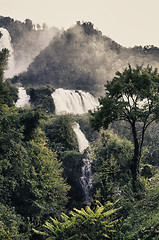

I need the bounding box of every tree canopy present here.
[90,65,159,190]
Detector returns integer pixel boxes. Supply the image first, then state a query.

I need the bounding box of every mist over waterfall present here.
[52,88,99,115]
[15,87,30,108]
[0,27,15,78]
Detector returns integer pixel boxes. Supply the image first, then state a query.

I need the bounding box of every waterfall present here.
[15,87,30,108]
[52,88,98,115]
[73,123,93,205]
[52,88,97,204]
[73,123,89,154]
[0,28,15,78]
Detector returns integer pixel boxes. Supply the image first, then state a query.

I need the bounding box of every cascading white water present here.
[80,157,93,205]
[15,87,30,108]
[73,123,89,153]
[52,88,98,115]
[0,28,15,78]
[52,88,97,205]
[73,123,93,205]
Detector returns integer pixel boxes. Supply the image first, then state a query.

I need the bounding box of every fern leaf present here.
[103,233,110,238]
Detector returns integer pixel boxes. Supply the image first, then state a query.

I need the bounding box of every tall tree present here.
[90,65,159,190]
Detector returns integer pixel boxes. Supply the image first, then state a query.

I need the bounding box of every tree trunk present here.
[130,121,140,191]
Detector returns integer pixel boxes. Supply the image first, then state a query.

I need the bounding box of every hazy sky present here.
[1,0,159,48]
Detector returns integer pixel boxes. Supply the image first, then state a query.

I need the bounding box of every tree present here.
[27,86,55,113]
[0,48,9,79]
[36,23,41,30]
[92,131,133,202]
[24,19,33,31]
[45,115,78,153]
[0,203,29,240]
[42,23,48,30]
[0,105,70,223]
[90,65,159,190]
[24,138,70,219]
[19,107,43,140]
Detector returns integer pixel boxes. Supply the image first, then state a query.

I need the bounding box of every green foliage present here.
[120,173,159,239]
[90,65,159,189]
[0,49,18,106]
[141,164,153,178]
[92,131,133,202]
[0,203,30,240]
[141,122,159,166]
[19,107,43,140]
[0,103,70,237]
[34,201,120,240]
[75,115,100,143]
[61,150,84,205]
[90,65,159,130]
[45,115,78,153]
[110,120,159,166]
[24,138,70,219]
[44,116,86,206]
[0,105,23,155]
[0,48,9,79]
[27,86,55,113]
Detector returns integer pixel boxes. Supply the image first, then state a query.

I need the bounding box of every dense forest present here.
[0,17,159,239]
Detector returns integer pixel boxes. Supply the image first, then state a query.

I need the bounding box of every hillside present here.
[0,16,60,74]
[13,21,159,96]
[0,17,159,239]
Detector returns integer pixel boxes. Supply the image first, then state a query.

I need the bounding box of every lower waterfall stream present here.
[73,123,92,205]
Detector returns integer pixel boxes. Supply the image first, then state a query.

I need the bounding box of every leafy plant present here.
[33,201,121,240]
[120,172,159,239]
[92,130,133,202]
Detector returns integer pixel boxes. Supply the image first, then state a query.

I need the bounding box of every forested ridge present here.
[13,21,159,97]
[0,17,159,240]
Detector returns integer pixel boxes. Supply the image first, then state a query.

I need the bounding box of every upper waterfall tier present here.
[0,27,15,78]
[52,88,99,115]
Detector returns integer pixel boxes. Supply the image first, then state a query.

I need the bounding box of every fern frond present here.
[95,205,105,217]
[85,206,94,215]
[32,228,47,236]
[103,233,110,238]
